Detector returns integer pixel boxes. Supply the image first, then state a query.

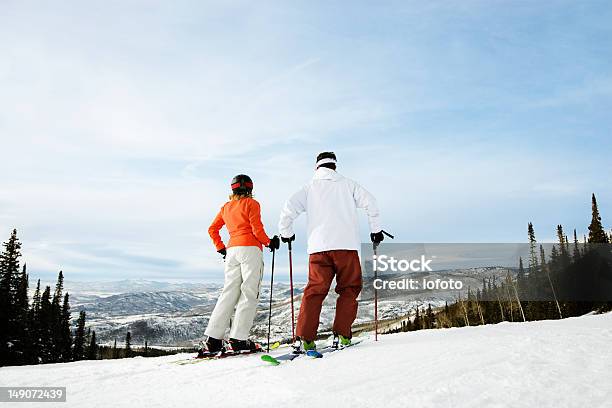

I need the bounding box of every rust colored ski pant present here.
[296,250,362,341]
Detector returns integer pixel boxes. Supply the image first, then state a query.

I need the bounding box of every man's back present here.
[279,167,380,254]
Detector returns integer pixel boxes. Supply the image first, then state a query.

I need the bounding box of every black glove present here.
[217,248,227,259]
[281,235,295,243]
[370,231,384,244]
[268,235,280,251]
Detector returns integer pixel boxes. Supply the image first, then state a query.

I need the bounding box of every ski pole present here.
[288,240,296,343]
[374,241,379,342]
[373,230,394,342]
[267,248,276,353]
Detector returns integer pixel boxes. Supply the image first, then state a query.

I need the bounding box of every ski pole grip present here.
[288,241,292,251]
[381,230,394,239]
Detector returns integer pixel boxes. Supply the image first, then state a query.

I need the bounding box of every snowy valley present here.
[58,267,515,347]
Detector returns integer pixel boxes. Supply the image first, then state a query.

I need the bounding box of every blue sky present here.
[1,0,611,282]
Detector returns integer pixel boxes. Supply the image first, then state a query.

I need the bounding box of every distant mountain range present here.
[63,267,515,347]
[63,279,221,294]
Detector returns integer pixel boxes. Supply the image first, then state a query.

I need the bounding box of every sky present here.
[1,0,611,283]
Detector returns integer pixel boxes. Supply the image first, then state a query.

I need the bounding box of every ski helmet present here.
[231,174,253,194]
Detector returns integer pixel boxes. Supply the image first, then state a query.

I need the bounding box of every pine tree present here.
[0,229,22,366]
[112,339,118,359]
[527,223,539,273]
[85,327,91,357]
[50,271,64,361]
[572,229,580,261]
[29,279,42,364]
[31,280,41,317]
[125,332,132,358]
[588,193,608,243]
[557,225,569,260]
[517,257,525,279]
[406,318,414,331]
[38,286,54,363]
[550,245,559,262]
[59,293,72,362]
[73,311,86,361]
[53,271,64,304]
[12,264,30,365]
[88,331,97,360]
[426,304,434,329]
[517,257,526,299]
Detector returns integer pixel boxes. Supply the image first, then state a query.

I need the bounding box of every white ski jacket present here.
[278,167,381,254]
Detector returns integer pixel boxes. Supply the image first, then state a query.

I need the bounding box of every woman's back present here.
[209,197,269,250]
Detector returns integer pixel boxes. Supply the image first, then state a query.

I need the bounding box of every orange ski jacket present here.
[208,197,271,251]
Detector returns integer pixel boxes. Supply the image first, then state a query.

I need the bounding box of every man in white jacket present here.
[278,152,385,350]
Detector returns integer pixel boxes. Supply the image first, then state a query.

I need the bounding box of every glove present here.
[281,235,295,243]
[217,248,227,259]
[267,235,280,251]
[370,231,384,244]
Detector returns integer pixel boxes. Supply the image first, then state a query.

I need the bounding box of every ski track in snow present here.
[1,313,611,408]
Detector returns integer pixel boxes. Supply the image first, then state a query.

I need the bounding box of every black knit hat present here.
[316,152,337,169]
[316,151,337,163]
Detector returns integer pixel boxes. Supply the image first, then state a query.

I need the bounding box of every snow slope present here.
[2,313,611,408]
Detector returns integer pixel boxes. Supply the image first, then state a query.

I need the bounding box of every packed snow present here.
[1,313,610,408]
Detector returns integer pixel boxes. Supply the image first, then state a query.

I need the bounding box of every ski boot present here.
[197,336,225,358]
[228,338,262,354]
[303,339,316,351]
[332,334,351,349]
[292,337,316,354]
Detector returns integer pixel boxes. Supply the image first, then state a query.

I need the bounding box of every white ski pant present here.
[205,246,264,340]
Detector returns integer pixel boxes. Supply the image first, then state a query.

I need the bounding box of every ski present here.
[173,348,262,365]
[261,338,364,365]
[260,350,303,366]
[306,338,363,359]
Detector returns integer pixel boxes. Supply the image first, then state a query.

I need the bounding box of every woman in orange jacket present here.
[202,174,279,354]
